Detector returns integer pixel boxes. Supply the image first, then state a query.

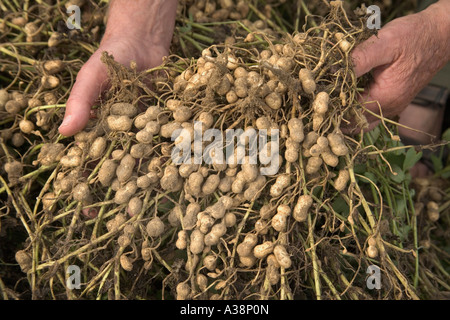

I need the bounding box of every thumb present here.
[58,52,109,136]
[351,30,396,78]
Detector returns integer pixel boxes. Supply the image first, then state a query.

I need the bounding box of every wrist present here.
[102,0,178,51]
[424,0,450,61]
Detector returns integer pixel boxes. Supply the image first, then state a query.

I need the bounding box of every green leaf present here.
[368,126,381,143]
[362,171,377,184]
[397,225,411,242]
[353,163,367,175]
[389,164,405,183]
[394,195,406,218]
[442,128,450,142]
[440,166,450,179]
[385,152,405,169]
[332,196,349,215]
[403,148,423,171]
[431,154,443,172]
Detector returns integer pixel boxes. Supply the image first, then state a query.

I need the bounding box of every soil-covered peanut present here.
[203,255,217,271]
[118,235,131,248]
[110,102,138,117]
[312,113,324,131]
[144,121,161,135]
[197,212,215,234]
[43,59,65,74]
[41,75,60,89]
[366,245,378,258]
[11,132,25,147]
[239,254,257,268]
[0,89,9,109]
[60,155,82,167]
[260,204,275,220]
[19,119,34,134]
[244,175,266,201]
[146,216,165,237]
[114,180,138,204]
[173,105,192,123]
[98,159,117,186]
[321,150,339,167]
[231,171,246,194]
[136,130,153,144]
[127,196,142,216]
[303,131,319,150]
[182,203,200,230]
[285,140,300,162]
[253,241,274,259]
[206,196,233,219]
[293,194,313,222]
[265,92,282,110]
[168,206,182,227]
[426,201,440,222]
[166,99,182,111]
[335,32,351,52]
[334,169,350,192]
[254,218,270,235]
[176,230,188,250]
[5,100,23,114]
[312,91,330,114]
[160,165,183,192]
[299,68,316,94]
[218,176,233,193]
[328,132,348,156]
[197,111,214,129]
[4,160,23,183]
[37,143,65,166]
[241,158,259,183]
[176,282,191,300]
[288,118,304,143]
[73,182,90,202]
[190,229,205,254]
[269,174,290,197]
[107,115,133,131]
[223,212,237,228]
[266,254,281,285]
[204,221,227,246]
[15,250,32,272]
[201,174,220,195]
[237,233,258,257]
[42,192,57,211]
[116,154,135,183]
[271,209,289,232]
[306,156,323,175]
[130,143,152,158]
[160,122,182,138]
[256,116,271,130]
[274,245,292,269]
[179,162,199,178]
[89,136,107,159]
[188,171,204,197]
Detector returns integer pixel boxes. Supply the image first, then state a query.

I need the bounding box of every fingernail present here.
[59,115,72,128]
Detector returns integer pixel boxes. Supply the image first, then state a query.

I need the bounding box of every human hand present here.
[58,0,178,137]
[351,0,450,131]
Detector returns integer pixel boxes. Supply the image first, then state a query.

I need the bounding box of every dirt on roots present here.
[0,0,449,300]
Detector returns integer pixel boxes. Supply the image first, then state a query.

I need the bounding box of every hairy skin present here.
[58,0,178,137]
[351,0,450,130]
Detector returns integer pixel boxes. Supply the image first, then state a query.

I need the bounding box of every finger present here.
[358,67,405,119]
[351,30,397,78]
[58,52,109,136]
